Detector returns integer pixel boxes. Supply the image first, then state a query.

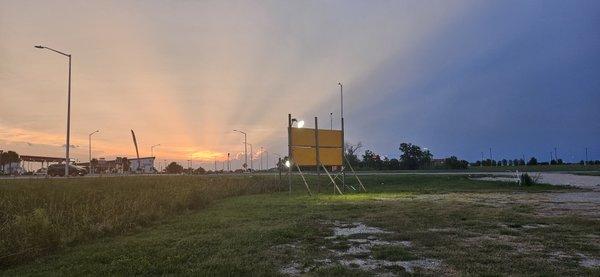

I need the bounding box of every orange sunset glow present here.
[2,1,469,169]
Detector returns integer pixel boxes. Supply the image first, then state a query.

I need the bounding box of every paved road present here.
[477,172,600,191]
[2,171,600,190]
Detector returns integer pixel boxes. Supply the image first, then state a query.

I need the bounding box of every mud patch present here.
[277,221,446,276]
[578,253,600,268]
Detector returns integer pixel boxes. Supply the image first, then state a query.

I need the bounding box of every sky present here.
[1,0,599,170]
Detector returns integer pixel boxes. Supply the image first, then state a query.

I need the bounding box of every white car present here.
[33,168,48,176]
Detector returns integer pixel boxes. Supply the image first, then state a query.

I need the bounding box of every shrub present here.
[519,173,536,186]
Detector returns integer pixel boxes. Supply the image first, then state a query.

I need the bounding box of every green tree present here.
[1,151,20,174]
[398,143,431,170]
[345,142,362,168]
[388,158,400,170]
[362,149,380,169]
[527,157,538,166]
[443,156,469,169]
[165,162,184,174]
[193,166,206,174]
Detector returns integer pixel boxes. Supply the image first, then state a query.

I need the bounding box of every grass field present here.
[0,175,280,266]
[1,174,599,275]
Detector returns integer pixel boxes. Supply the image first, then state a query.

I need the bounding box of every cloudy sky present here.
[1,0,599,169]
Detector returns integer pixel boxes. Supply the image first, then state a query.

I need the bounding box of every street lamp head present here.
[297,120,305,128]
[34,45,44,49]
[285,160,291,168]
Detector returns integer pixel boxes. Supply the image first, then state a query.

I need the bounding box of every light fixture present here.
[297,120,305,128]
[285,160,291,168]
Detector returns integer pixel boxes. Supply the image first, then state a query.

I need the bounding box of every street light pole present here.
[35,45,71,176]
[265,150,269,170]
[151,144,161,157]
[260,146,264,171]
[233,130,248,171]
[338,82,345,189]
[245,142,253,171]
[89,130,99,174]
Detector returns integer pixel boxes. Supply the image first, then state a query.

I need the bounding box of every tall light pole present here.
[245,142,253,171]
[265,150,269,170]
[151,144,161,157]
[260,146,264,171]
[338,82,345,189]
[35,45,71,176]
[89,130,99,174]
[233,130,248,171]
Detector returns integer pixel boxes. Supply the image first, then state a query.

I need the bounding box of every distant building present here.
[76,156,155,174]
[129,157,156,173]
[1,162,24,175]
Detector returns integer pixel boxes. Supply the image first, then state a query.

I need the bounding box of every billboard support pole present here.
[341,117,346,191]
[288,114,292,195]
[322,163,343,195]
[315,117,320,193]
[345,155,366,192]
[295,164,312,196]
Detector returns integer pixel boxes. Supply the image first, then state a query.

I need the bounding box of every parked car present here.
[33,168,48,176]
[47,164,87,177]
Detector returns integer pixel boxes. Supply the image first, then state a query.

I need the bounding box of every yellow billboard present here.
[291,147,343,166]
[290,128,342,147]
[290,127,343,166]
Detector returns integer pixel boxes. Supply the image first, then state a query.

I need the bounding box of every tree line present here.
[346,142,470,170]
[345,142,600,171]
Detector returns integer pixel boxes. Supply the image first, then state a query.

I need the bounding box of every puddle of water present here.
[280,262,302,275]
[577,253,600,268]
[580,258,600,268]
[328,222,391,238]
[278,221,443,275]
[339,258,441,274]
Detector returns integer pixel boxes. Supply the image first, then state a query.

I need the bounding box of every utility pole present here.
[481,151,484,167]
[554,147,558,162]
[227,153,230,171]
[585,147,588,165]
[489,147,493,162]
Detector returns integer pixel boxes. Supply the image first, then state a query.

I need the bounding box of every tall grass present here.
[0,175,280,266]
